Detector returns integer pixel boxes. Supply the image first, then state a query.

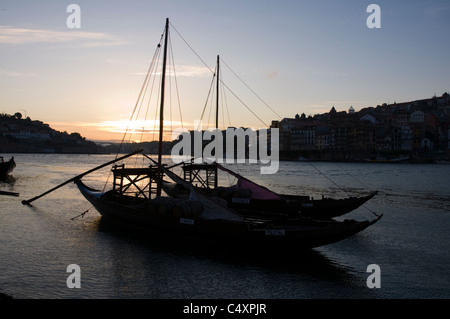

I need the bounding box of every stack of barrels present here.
[145,197,203,218]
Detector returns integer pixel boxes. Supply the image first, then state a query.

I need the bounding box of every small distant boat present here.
[0,156,15,177]
[364,156,409,163]
[435,160,450,165]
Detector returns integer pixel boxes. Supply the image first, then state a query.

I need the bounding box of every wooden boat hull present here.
[162,181,377,220]
[0,157,15,177]
[75,179,382,249]
[282,191,378,219]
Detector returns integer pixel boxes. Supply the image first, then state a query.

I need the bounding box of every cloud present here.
[0,25,126,47]
[131,65,212,78]
[174,65,212,78]
[424,3,450,19]
[312,71,349,77]
[325,100,368,106]
[49,119,186,133]
[47,119,188,141]
[0,68,37,77]
[268,71,278,79]
[306,104,332,113]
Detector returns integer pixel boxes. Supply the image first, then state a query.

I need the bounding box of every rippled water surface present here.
[1,154,449,299]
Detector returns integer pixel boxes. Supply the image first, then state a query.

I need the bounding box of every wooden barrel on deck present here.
[171,202,186,217]
[211,197,227,207]
[232,188,252,198]
[187,201,203,217]
[145,201,157,214]
[158,202,175,215]
[172,201,203,218]
[218,187,234,199]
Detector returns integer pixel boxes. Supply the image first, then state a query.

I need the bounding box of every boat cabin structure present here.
[112,164,162,199]
[181,161,217,189]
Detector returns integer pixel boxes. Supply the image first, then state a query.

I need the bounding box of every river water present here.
[1,153,449,300]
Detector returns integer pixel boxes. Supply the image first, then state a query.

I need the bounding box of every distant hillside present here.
[0,112,105,154]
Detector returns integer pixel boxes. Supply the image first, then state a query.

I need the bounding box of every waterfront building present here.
[275,93,450,161]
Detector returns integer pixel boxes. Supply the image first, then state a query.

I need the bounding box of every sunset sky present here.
[1,0,449,142]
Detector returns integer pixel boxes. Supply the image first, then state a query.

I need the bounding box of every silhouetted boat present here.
[162,161,378,220]
[161,55,377,221]
[0,156,15,177]
[24,19,382,250]
[75,173,381,249]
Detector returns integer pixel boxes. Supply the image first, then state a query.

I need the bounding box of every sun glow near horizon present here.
[48,116,265,143]
[48,119,193,142]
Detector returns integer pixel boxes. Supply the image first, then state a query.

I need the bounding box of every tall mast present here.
[214,55,219,188]
[157,18,169,197]
[215,55,219,130]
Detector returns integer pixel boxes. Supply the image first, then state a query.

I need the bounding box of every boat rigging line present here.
[169,21,279,128]
[334,162,374,192]
[198,71,217,130]
[98,30,165,193]
[306,161,379,217]
[220,57,283,121]
[71,207,91,220]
